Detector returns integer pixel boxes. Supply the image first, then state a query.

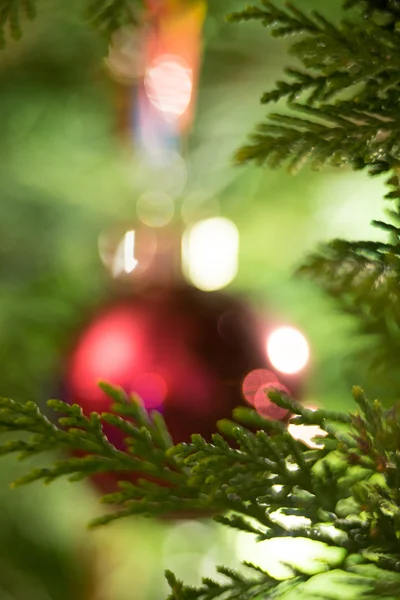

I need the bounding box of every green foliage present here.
[1,384,400,598]
[0,0,142,46]
[229,0,400,401]
[344,1,400,29]
[86,0,140,37]
[0,0,207,45]
[3,1,400,599]
[298,213,400,398]
[230,1,400,174]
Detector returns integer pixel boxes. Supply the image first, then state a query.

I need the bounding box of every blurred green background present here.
[0,0,389,598]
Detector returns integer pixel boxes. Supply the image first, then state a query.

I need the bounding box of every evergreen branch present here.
[165,566,307,600]
[85,0,140,37]
[344,1,400,30]
[298,217,400,394]
[232,2,400,174]
[235,103,400,173]
[0,0,144,48]
[1,386,400,597]
[227,2,321,36]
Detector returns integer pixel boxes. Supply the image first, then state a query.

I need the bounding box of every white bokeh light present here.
[267,326,309,375]
[111,230,139,277]
[144,55,193,120]
[182,217,239,291]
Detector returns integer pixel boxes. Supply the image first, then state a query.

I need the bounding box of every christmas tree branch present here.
[0,0,141,47]
[85,0,140,37]
[230,1,400,175]
[165,567,307,600]
[1,384,399,597]
[230,2,400,398]
[298,195,400,392]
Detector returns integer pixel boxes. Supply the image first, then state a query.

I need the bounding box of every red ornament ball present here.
[62,284,300,492]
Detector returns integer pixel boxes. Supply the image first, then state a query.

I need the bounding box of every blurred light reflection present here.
[132,372,167,410]
[266,326,309,375]
[99,226,158,278]
[119,230,138,274]
[145,55,193,120]
[242,369,289,420]
[182,217,239,291]
[242,369,278,406]
[69,308,138,402]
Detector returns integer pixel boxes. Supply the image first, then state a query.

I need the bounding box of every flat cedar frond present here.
[298,215,400,391]
[344,1,400,28]
[232,1,400,175]
[165,567,306,600]
[1,385,400,597]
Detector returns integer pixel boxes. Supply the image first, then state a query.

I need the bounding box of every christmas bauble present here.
[62,283,302,493]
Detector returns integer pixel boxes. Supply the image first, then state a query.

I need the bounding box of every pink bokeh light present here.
[242,369,289,420]
[131,372,167,410]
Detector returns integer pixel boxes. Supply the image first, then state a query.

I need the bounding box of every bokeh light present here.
[136,191,175,228]
[132,372,167,410]
[242,369,278,405]
[266,326,309,375]
[254,382,290,420]
[123,230,137,273]
[99,225,158,278]
[242,369,289,420]
[144,55,193,120]
[182,217,239,291]
[69,307,139,402]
